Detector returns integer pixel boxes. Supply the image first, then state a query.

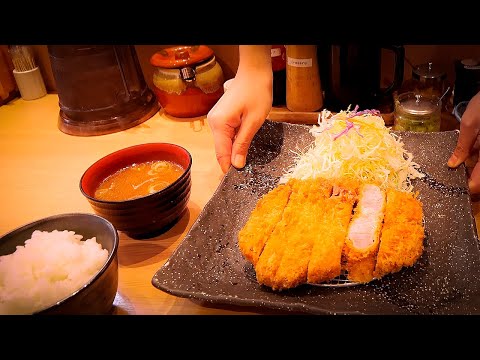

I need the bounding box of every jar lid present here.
[399,93,440,115]
[150,45,214,68]
[413,62,446,80]
[461,58,479,67]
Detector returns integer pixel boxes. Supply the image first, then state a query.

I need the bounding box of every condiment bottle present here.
[271,45,286,106]
[286,45,323,112]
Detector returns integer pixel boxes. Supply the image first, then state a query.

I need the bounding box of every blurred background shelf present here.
[267,106,395,126]
[267,105,459,132]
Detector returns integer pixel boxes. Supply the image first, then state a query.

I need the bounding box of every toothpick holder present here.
[13,66,47,101]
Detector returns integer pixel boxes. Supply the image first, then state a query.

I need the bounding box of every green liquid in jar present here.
[393,112,441,132]
[393,93,442,132]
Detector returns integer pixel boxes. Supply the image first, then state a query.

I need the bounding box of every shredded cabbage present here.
[280,107,424,192]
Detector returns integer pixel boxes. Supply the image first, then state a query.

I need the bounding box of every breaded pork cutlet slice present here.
[238,183,292,265]
[307,178,360,284]
[343,183,386,283]
[373,189,424,279]
[271,178,333,290]
[254,179,311,290]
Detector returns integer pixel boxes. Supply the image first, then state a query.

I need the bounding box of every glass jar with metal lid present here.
[412,62,447,98]
[398,62,447,99]
[393,92,441,132]
[150,45,224,118]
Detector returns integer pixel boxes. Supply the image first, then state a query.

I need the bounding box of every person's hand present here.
[207,74,272,173]
[448,91,480,194]
[207,46,273,173]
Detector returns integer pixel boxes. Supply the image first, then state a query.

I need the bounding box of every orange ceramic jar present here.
[150,45,224,118]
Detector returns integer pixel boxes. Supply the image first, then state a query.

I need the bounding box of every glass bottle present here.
[286,45,323,112]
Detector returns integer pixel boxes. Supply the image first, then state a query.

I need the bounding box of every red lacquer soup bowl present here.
[80,143,192,239]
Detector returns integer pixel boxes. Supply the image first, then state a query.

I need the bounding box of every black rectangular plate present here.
[152,120,480,314]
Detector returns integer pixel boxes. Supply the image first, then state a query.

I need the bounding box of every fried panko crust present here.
[271,178,333,290]
[238,176,425,291]
[307,178,359,284]
[237,183,292,265]
[373,189,424,279]
[254,179,309,290]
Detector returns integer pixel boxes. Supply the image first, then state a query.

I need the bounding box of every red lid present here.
[150,45,214,68]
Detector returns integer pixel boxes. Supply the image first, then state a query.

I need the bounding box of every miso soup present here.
[94,160,184,201]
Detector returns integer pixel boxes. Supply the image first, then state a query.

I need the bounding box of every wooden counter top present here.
[0,94,477,315]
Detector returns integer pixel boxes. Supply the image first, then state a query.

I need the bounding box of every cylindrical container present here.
[286,45,323,112]
[393,92,441,132]
[453,58,480,107]
[48,45,159,136]
[13,66,47,101]
[150,45,224,118]
[411,62,447,98]
[271,45,286,106]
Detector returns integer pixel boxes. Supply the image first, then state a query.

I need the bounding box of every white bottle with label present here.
[286,45,323,112]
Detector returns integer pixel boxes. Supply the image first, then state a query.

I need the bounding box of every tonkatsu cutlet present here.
[238,176,426,291]
[343,184,386,283]
[252,179,311,290]
[307,179,359,284]
[237,183,292,266]
[373,189,424,279]
[271,178,333,290]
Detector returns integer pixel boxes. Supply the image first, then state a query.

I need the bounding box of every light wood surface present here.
[0,95,250,314]
[0,94,477,315]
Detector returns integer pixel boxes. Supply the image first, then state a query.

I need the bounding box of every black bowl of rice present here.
[0,213,119,315]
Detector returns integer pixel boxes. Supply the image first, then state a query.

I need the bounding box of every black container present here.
[318,44,404,113]
[48,45,159,136]
[453,58,480,107]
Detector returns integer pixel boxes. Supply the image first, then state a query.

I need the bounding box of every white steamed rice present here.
[0,229,108,315]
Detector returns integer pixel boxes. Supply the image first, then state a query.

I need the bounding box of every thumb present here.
[448,128,477,168]
[449,93,480,168]
[231,118,264,169]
